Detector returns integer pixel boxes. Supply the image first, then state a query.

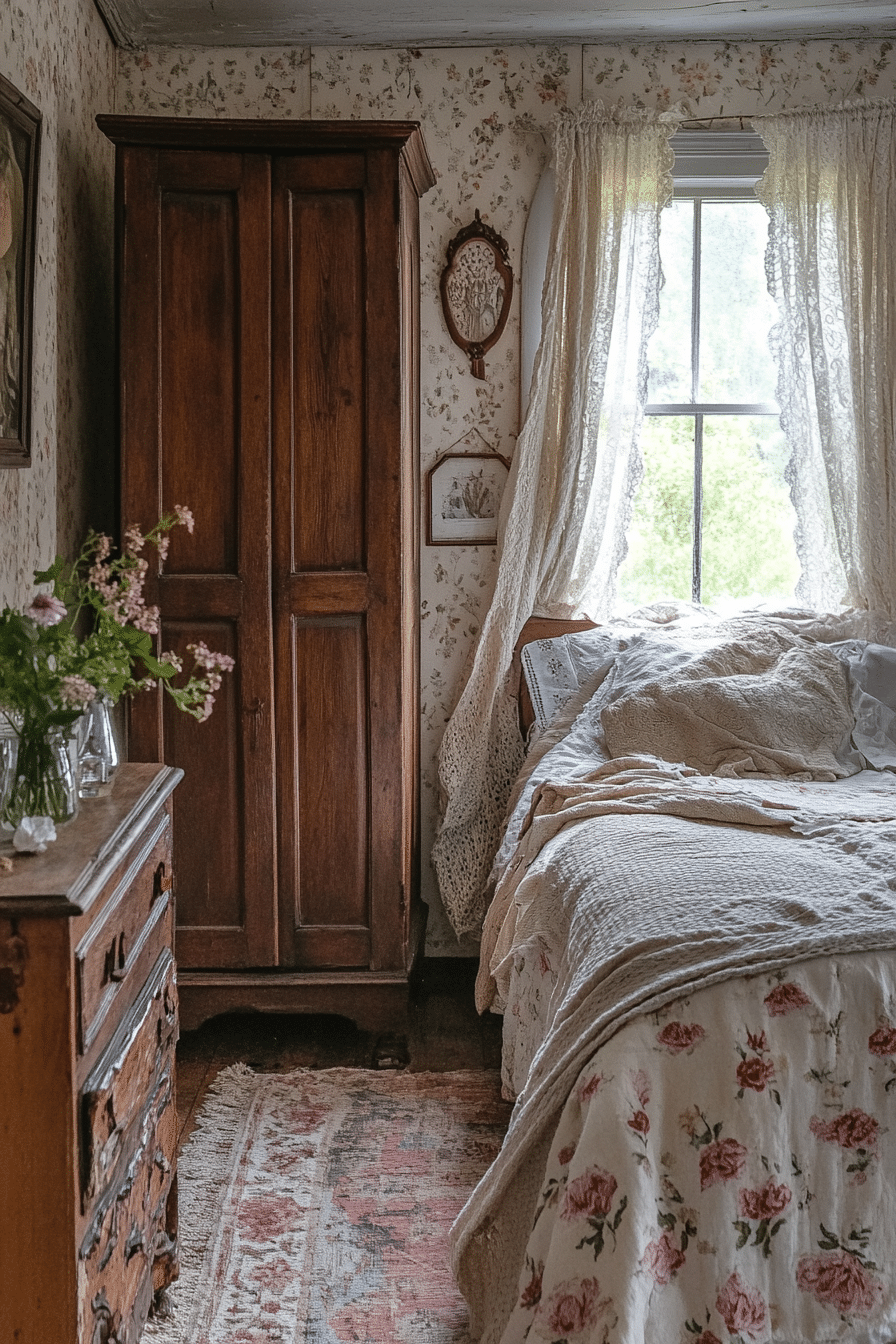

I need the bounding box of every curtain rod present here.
[678,96,894,126]
[678,114,759,127]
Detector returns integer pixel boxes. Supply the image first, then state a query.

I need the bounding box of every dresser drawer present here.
[76,810,173,1056]
[78,1068,178,1344]
[80,949,178,1210]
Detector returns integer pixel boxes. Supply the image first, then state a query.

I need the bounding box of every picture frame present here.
[439,211,513,381]
[426,450,510,546]
[0,73,41,468]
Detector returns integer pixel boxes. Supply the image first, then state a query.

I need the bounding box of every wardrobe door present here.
[119,146,277,969]
[271,150,409,972]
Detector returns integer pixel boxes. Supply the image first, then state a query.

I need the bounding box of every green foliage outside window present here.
[618,414,800,609]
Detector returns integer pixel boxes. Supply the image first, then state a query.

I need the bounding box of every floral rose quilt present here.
[493,951,896,1344]
[452,763,896,1344]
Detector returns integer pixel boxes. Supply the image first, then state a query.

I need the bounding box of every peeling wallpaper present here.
[2,10,894,951]
[0,0,116,608]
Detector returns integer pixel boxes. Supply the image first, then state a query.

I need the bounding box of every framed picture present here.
[439,211,513,381]
[0,73,41,468]
[427,451,510,546]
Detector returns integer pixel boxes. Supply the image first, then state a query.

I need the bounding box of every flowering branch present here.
[0,506,234,732]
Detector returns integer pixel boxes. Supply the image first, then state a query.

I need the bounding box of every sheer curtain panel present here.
[432,104,679,939]
[757,99,896,621]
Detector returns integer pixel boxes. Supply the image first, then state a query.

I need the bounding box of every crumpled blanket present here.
[453,761,896,1344]
[600,628,856,781]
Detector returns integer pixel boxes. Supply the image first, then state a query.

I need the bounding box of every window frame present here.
[645,131,779,602]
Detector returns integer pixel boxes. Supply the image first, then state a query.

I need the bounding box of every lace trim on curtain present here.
[431,102,679,939]
[756,97,896,622]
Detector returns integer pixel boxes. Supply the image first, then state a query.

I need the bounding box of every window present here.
[617,132,801,609]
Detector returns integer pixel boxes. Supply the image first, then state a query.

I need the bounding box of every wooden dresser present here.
[0,762,182,1344]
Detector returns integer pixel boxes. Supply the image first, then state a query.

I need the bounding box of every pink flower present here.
[746,1029,768,1053]
[26,593,66,626]
[543,1278,606,1337]
[737,1056,775,1092]
[561,1167,618,1221]
[716,1271,767,1338]
[578,1072,604,1103]
[58,675,97,709]
[738,1178,792,1221]
[764,982,812,1016]
[642,1231,686,1284]
[868,1024,896,1056]
[694,1335,722,1344]
[796,1250,884,1316]
[123,523,145,554]
[519,1265,542,1309]
[557,1144,576,1166]
[699,1137,747,1190]
[188,640,236,674]
[627,1109,650,1135]
[630,1068,651,1107]
[810,1108,879,1150]
[657,1021,706,1053]
[174,504,195,533]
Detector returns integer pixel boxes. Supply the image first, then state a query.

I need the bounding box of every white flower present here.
[26,593,67,627]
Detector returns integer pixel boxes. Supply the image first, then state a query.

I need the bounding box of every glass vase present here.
[0,724,79,829]
[76,696,121,799]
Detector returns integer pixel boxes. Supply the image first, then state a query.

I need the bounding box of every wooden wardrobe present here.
[97,116,435,1032]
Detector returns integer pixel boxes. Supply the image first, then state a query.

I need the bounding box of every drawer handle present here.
[107,932,128,983]
[152,862,173,905]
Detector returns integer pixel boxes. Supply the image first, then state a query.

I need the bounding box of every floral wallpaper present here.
[0,0,116,609]
[582,38,895,113]
[114,36,896,952]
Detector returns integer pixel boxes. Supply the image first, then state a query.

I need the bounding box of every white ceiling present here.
[94,0,896,49]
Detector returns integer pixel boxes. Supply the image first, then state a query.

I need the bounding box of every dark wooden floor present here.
[175,958,502,1147]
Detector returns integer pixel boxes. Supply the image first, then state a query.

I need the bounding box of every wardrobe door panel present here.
[272,155,376,969]
[290,184,365,572]
[119,147,277,969]
[290,618,370,968]
[160,618,247,964]
[158,173,239,576]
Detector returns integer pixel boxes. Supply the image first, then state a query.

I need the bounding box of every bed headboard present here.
[513,616,599,734]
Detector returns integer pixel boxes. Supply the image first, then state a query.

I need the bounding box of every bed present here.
[450,605,896,1344]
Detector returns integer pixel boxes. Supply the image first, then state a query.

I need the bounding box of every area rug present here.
[145,1065,511,1343]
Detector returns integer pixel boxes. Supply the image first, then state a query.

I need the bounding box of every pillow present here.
[521,628,622,730]
[519,606,718,730]
[834,641,896,770]
[601,628,857,781]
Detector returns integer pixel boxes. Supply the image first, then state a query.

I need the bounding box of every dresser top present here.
[0,763,182,917]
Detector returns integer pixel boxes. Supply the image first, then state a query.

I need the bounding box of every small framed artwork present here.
[0,73,41,468]
[427,451,510,546]
[440,211,513,381]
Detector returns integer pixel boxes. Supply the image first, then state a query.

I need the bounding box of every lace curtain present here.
[432,104,679,939]
[757,99,896,622]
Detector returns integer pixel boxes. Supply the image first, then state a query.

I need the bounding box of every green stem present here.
[1,725,75,827]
